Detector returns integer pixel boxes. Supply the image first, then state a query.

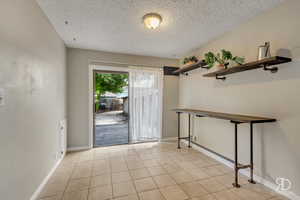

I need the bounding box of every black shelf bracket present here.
[216,74,226,80]
[262,64,278,73]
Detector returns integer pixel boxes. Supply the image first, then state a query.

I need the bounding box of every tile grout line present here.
[41,142,290,200]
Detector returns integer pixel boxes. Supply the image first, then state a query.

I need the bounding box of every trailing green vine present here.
[183,56,198,65]
[204,49,244,69]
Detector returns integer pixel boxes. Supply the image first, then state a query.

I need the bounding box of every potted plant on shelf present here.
[182,56,199,66]
[204,49,245,70]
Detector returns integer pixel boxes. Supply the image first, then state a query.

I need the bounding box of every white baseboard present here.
[30,154,65,200]
[181,140,300,200]
[67,146,91,152]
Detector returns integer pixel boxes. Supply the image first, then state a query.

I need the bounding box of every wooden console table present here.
[174,108,276,188]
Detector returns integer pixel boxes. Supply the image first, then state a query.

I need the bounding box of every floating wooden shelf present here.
[203,56,292,80]
[173,60,207,75]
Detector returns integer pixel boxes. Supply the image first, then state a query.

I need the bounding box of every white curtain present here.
[129,67,163,143]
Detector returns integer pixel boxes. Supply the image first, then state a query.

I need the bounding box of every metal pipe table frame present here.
[175,108,276,188]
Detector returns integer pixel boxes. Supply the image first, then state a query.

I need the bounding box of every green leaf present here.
[183,56,198,64]
[204,49,244,68]
[232,56,245,65]
[95,73,128,99]
[221,49,232,60]
[204,52,216,69]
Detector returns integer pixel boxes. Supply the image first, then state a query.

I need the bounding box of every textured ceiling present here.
[36,0,284,58]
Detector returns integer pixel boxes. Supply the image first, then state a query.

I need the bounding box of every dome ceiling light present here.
[143,13,162,30]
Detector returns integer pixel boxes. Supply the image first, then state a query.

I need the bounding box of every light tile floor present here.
[39,142,289,200]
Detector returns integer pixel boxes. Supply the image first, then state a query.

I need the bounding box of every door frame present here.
[93,70,129,147]
[89,65,131,149]
[89,64,163,149]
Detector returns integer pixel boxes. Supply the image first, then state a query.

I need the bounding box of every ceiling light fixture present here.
[143,13,162,30]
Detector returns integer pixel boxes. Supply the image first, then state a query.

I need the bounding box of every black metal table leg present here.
[233,122,241,188]
[188,114,191,148]
[177,112,181,149]
[248,122,256,184]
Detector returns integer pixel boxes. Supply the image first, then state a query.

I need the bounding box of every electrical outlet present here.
[0,89,5,106]
[193,136,197,141]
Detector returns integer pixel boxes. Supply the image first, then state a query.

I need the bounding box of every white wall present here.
[0,0,66,199]
[67,48,178,148]
[179,0,300,197]
[163,75,179,138]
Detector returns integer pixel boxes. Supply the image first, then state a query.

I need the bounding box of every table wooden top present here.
[173,108,276,123]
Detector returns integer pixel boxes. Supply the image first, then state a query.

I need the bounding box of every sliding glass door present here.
[129,68,163,143]
[92,66,163,147]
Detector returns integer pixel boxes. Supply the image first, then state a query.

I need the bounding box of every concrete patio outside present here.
[94,110,129,147]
